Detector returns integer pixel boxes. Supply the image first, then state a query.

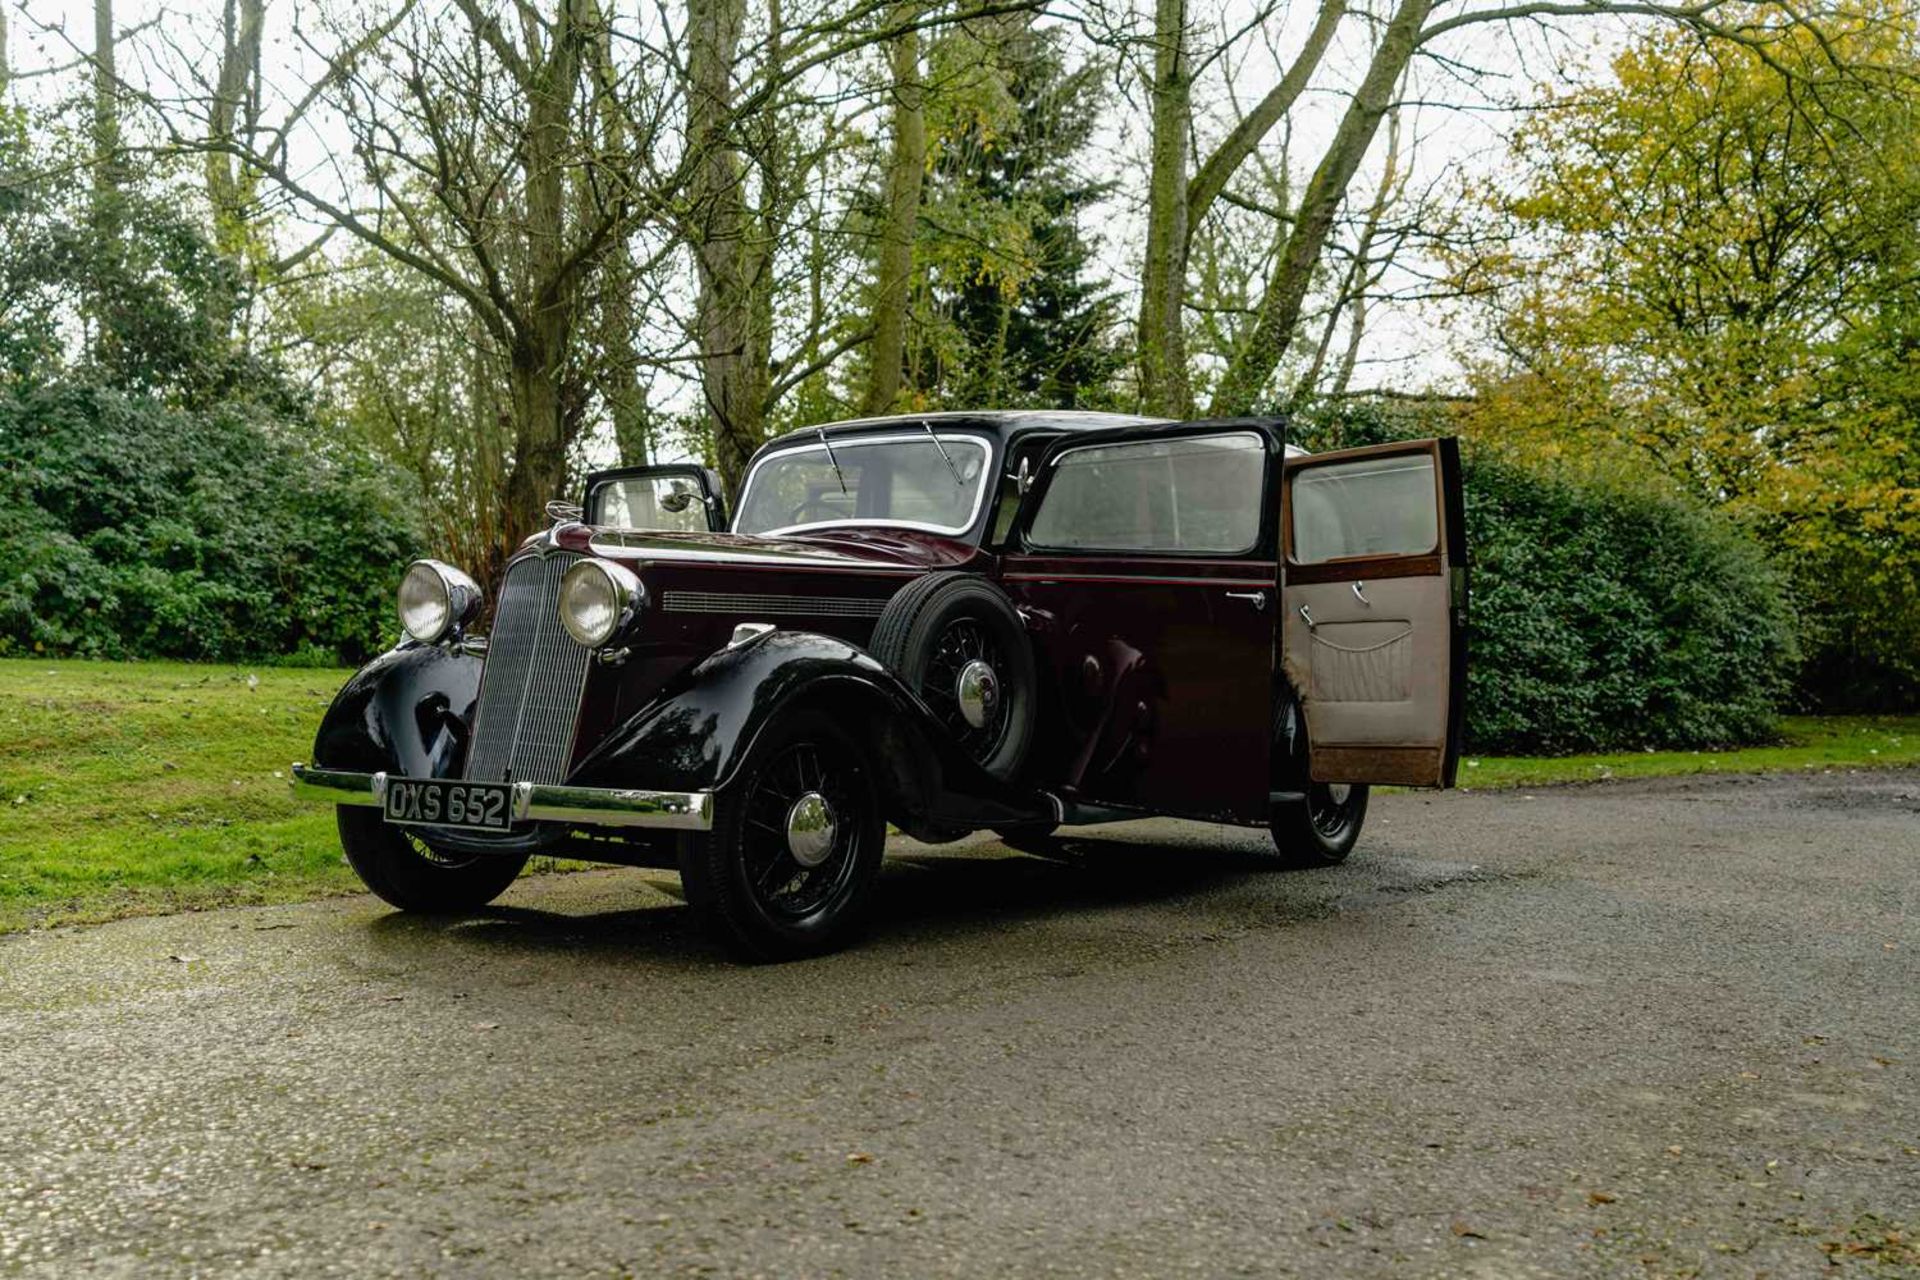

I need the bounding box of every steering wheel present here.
[790,498,843,525]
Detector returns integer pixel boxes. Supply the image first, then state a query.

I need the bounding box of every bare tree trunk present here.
[1207,0,1429,416]
[1185,0,1344,232]
[686,0,770,493]
[206,0,265,264]
[1134,0,1192,418]
[1135,0,1344,419]
[501,0,586,550]
[205,0,265,342]
[92,0,118,195]
[861,1,925,416]
[86,0,123,362]
[1,7,12,95]
[1290,101,1401,405]
[585,0,651,467]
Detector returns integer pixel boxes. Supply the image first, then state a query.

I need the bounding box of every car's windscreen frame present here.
[731,431,996,538]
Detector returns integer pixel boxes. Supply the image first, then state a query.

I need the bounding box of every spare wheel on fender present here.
[869,572,1037,782]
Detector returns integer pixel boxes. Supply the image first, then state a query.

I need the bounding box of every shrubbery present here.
[1460,456,1796,754]
[1292,401,1799,755]
[0,383,421,665]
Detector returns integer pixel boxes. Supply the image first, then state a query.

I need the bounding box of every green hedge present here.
[1461,456,1796,754]
[1291,402,1798,754]
[0,382,421,665]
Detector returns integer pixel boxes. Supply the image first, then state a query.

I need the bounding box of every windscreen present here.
[732,434,991,537]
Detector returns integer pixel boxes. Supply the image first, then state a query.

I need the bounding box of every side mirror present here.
[659,486,710,515]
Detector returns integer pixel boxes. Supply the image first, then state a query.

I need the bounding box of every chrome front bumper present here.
[290,765,714,831]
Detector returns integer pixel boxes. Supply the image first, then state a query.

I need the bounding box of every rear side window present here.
[1026,433,1265,554]
[1289,453,1437,564]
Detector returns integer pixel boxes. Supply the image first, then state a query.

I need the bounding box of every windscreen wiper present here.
[815,427,848,495]
[922,421,964,487]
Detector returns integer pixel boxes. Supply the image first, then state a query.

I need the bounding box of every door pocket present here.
[1310,620,1414,702]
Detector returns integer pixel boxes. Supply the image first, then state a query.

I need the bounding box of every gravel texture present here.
[2,769,1916,1278]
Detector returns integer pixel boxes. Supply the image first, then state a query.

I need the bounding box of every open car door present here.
[1279,438,1467,788]
[582,464,728,533]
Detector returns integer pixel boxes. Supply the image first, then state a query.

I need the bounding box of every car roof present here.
[754,410,1310,457]
[757,410,1161,451]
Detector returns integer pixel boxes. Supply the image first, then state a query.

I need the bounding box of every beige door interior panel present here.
[1283,576,1449,753]
[1279,439,1456,788]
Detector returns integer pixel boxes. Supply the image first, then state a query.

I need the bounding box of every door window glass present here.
[1026,433,1265,554]
[1289,453,1437,563]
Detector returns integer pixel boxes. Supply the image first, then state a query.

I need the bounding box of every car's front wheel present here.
[337,806,528,912]
[677,713,886,961]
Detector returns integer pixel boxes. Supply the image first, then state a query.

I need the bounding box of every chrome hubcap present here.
[785,792,837,867]
[954,659,1000,731]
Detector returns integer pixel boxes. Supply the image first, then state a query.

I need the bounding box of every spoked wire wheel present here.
[920,617,1012,764]
[678,712,887,961]
[400,827,482,870]
[737,739,868,924]
[868,573,1037,782]
[1308,783,1363,843]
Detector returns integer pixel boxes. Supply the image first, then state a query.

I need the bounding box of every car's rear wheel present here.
[677,713,886,961]
[1268,782,1369,866]
[870,572,1036,781]
[337,806,528,912]
[1262,695,1369,867]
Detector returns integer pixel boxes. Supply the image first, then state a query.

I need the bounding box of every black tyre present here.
[337,805,528,912]
[1268,782,1369,867]
[869,572,1036,781]
[677,713,886,961]
[1263,695,1369,867]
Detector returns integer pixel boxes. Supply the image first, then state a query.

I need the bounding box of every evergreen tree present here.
[901,19,1124,409]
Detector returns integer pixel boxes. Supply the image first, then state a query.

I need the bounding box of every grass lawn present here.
[0,658,359,933]
[2,657,1916,934]
[1461,715,1920,789]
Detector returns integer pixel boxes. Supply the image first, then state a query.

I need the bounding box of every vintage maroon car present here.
[293,411,1466,958]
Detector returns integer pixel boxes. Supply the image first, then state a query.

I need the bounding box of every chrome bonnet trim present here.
[291,764,714,832]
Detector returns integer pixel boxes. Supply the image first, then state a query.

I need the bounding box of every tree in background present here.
[875,15,1123,409]
[1120,0,1882,419]
[0,127,419,663]
[1452,12,1920,705]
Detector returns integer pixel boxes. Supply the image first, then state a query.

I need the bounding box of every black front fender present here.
[568,632,1054,839]
[310,642,482,781]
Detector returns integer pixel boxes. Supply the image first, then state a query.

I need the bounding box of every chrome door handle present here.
[1298,603,1315,629]
[1225,590,1268,612]
[1352,580,1370,606]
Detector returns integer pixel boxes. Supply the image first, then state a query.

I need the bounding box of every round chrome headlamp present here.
[397,559,481,645]
[559,559,644,648]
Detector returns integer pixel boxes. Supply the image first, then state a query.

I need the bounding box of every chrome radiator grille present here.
[464,553,591,785]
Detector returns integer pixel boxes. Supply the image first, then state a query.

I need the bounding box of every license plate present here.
[383,778,516,832]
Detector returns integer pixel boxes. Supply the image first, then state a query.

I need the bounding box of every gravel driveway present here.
[2,770,1915,1278]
